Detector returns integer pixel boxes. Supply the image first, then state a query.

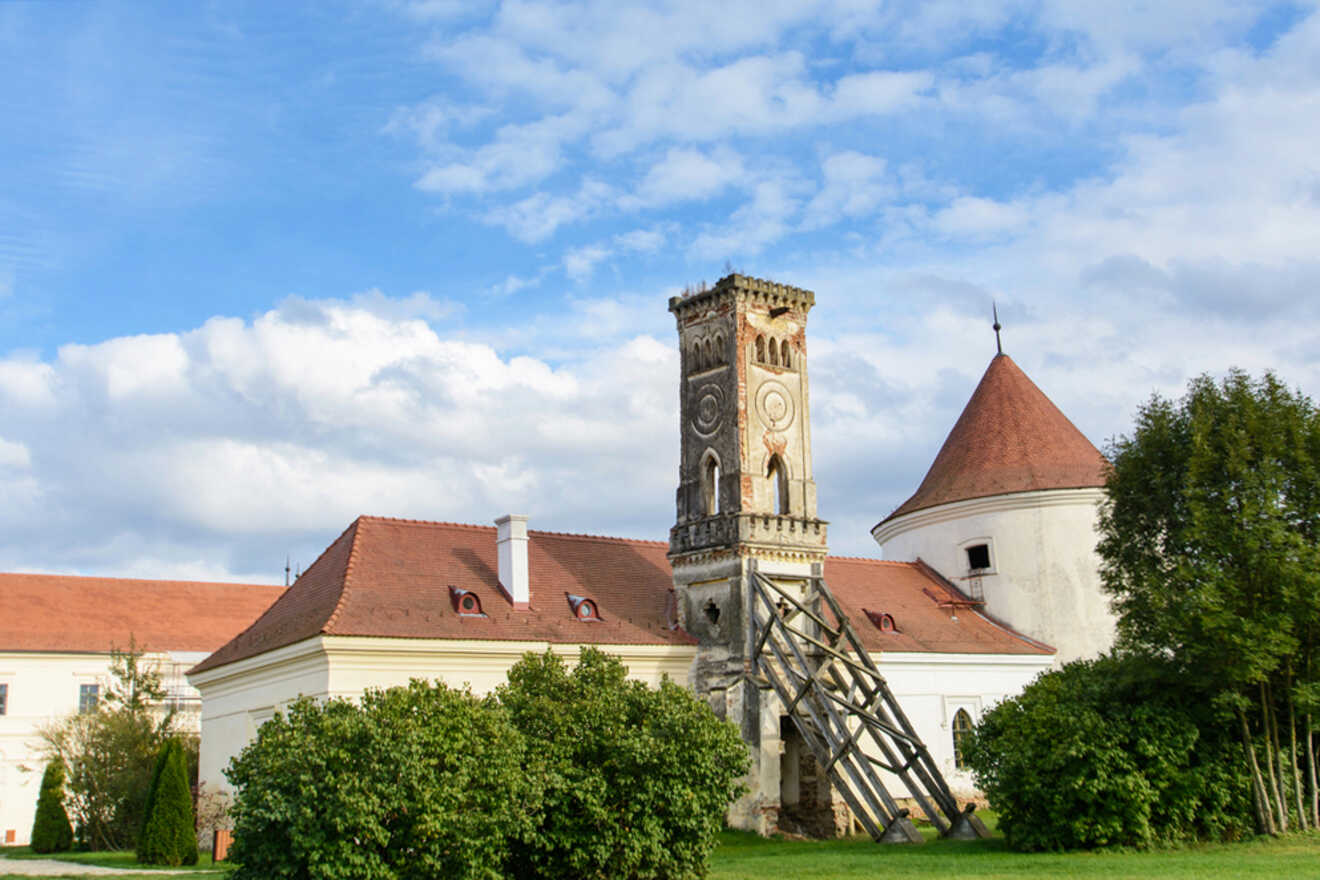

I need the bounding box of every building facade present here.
[0,574,283,846]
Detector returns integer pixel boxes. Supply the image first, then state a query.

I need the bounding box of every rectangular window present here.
[79,683,99,714]
[966,543,991,571]
[0,683,7,715]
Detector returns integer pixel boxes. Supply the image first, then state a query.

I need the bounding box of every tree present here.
[498,649,749,880]
[963,654,1251,850]
[29,757,75,853]
[38,640,189,850]
[1098,369,1320,834]
[137,740,198,865]
[225,681,533,880]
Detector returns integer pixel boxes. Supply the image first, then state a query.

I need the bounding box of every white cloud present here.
[0,437,31,470]
[690,177,806,259]
[802,151,893,229]
[0,294,686,575]
[484,178,615,242]
[563,244,611,281]
[628,147,746,207]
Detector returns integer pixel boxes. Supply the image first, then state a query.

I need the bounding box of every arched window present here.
[767,454,789,515]
[781,340,791,368]
[755,335,766,362]
[714,334,724,364]
[768,337,779,366]
[706,339,715,368]
[702,452,721,516]
[952,709,974,769]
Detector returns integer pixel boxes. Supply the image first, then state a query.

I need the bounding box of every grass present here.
[0,846,230,878]
[706,827,1320,880]
[5,829,1320,880]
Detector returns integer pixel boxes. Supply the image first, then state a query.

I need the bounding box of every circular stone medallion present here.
[755,380,796,430]
[692,383,725,437]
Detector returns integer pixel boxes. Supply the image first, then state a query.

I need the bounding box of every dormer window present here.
[864,609,898,632]
[449,586,485,617]
[567,594,601,621]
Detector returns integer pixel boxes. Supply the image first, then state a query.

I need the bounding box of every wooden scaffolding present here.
[747,561,990,843]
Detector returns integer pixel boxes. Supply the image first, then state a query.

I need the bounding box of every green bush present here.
[499,649,749,880]
[30,757,75,853]
[225,681,533,880]
[963,654,1252,851]
[137,740,198,865]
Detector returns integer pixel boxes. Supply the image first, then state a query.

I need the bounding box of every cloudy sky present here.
[2,1,1318,582]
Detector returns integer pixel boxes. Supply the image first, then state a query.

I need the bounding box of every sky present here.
[2,0,1319,583]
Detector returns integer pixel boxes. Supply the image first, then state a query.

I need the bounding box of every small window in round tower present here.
[966,543,991,571]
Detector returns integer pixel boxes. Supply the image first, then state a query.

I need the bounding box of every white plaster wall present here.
[189,637,697,801]
[190,636,1050,837]
[0,650,207,847]
[874,488,1116,664]
[873,651,1051,796]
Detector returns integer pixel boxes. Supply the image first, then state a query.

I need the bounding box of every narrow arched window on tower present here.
[768,337,779,366]
[952,709,973,769]
[781,339,791,368]
[756,335,766,362]
[767,454,789,515]
[714,334,724,364]
[703,453,721,516]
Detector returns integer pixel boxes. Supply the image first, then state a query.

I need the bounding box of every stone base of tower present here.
[673,550,859,840]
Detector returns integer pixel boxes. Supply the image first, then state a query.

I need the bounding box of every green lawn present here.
[5,832,1320,880]
[707,829,1320,880]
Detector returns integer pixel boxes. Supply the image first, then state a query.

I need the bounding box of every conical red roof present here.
[879,354,1107,525]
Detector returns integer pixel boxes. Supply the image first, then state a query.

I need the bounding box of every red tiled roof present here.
[879,354,1107,525]
[827,557,1051,655]
[193,516,1050,673]
[0,574,284,654]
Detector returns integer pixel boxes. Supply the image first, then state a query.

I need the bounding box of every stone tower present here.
[668,273,828,833]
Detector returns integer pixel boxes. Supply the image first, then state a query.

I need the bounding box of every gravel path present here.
[0,857,208,876]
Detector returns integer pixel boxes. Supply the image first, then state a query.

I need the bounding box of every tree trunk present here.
[1310,725,1320,828]
[1239,705,1277,834]
[1288,671,1308,831]
[1263,682,1288,831]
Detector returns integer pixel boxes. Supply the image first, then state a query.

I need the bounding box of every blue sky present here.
[2,1,1319,581]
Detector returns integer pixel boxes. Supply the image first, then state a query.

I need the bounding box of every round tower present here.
[871,353,1115,664]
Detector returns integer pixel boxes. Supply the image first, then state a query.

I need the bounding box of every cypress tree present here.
[30,757,75,853]
[136,742,171,860]
[137,740,198,865]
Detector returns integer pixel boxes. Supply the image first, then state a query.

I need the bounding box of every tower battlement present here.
[669,273,816,315]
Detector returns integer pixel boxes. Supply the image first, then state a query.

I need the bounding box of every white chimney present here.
[495,514,530,609]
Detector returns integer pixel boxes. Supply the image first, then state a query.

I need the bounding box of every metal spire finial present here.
[992,301,1003,355]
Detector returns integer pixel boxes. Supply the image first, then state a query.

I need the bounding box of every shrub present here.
[38,643,193,851]
[137,740,198,865]
[225,681,532,880]
[30,757,74,853]
[963,654,1252,850]
[499,648,749,880]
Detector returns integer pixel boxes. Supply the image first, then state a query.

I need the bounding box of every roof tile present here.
[0,574,284,654]
[193,516,1051,673]
[880,354,1107,525]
